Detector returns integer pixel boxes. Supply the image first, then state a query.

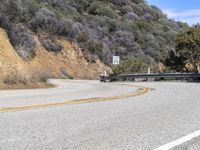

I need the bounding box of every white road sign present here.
[113,56,120,65]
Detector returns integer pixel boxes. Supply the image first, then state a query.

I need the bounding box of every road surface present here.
[0,80,200,150]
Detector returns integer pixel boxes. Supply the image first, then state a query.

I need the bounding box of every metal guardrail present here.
[118,73,200,78]
[100,73,200,82]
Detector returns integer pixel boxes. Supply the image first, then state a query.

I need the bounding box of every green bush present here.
[113,59,149,75]
[89,1,116,18]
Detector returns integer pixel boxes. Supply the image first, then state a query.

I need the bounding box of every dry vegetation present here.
[0,0,188,66]
[0,0,191,89]
[0,28,111,89]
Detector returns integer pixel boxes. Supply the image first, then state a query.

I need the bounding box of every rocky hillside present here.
[0,27,111,87]
[0,0,188,86]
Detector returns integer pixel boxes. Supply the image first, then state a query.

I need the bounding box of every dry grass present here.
[0,81,54,90]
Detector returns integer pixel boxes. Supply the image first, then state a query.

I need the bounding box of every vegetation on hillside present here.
[113,58,148,75]
[0,0,188,66]
[165,25,200,73]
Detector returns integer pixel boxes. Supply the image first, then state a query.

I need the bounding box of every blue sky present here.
[146,0,200,25]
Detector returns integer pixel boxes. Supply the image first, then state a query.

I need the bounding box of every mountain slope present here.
[1,0,189,64]
[0,28,111,86]
[0,0,189,85]
[0,28,26,82]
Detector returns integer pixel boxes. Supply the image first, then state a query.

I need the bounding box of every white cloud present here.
[163,9,200,25]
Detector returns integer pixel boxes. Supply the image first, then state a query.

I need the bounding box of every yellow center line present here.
[0,84,152,113]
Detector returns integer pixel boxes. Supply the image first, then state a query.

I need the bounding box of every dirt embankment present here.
[0,28,111,89]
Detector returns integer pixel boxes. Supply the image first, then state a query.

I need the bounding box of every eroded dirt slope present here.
[0,28,111,85]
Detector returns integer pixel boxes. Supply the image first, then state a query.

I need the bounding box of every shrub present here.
[112,30,139,51]
[150,5,164,20]
[69,0,90,13]
[87,39,103,55]
[142,13,154,22]
[61,18,73,34]
[9,25,36,60]
[0,14,12,32]
[166,30,178,42]
[29,7,66,34]
[76,32,89,43]
[121,6,133,14]
[3,72,28,85]
[68,75,74,80]
[42,37,63,52]
[0,0,20,21]
[125,12,139,21]
[68,22,85,38]
[109,0,129,6]
[88,1,116,18]
[113,58,149,75]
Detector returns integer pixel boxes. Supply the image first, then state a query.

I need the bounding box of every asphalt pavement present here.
[0,80,200,150]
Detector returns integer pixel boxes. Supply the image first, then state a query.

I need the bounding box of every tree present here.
[164,50,186,72]
[175,26,200,72]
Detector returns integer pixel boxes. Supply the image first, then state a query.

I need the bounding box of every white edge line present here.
[154,130,200,150]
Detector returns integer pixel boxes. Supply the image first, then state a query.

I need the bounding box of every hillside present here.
[0,27,111,88]
[0,0,189,87]
[0,0,188,63]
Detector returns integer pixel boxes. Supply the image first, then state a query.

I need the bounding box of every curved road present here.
[0,80,200,150]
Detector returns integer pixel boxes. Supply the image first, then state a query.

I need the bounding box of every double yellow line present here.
[0,84,151,113]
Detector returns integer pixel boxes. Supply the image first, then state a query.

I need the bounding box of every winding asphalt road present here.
[0,80,200,150]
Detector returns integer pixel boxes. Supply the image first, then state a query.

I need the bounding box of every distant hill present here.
[0,0,188,69]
